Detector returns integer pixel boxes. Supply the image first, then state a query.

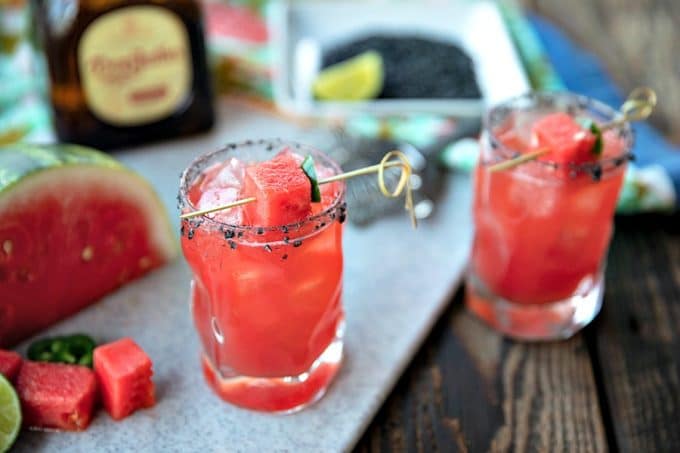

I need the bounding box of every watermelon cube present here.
[242,150,312,226]
[94,338,155,420]
[16,361,97,431]
[531,113,597,164]
[0,350,22,383]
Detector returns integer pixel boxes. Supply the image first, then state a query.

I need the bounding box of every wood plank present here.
[355,291,607,452]
[521,0,680,144]
[589,214,680,452]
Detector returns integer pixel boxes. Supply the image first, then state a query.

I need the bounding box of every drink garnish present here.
[576,117,603,156]
[300,155,322,202]
[181,151,417,228]
[489,87,656,173]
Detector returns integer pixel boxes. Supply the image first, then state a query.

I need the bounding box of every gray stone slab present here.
[13,103,473,453]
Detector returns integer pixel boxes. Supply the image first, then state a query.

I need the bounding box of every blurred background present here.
[519,0,679,143]
[0,0,678,217]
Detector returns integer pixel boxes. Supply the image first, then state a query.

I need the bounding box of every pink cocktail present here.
[466,92,633,340]
[179,140,346,412]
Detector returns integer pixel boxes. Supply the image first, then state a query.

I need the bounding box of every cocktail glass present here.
[466,92,633,340]
[178,139,346,412]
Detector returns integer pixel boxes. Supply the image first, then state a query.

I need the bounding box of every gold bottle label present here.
[78,6,192,126]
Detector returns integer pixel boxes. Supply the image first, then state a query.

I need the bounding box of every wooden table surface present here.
[356,2,680,451]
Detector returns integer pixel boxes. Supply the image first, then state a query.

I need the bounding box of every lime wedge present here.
[0,374,20,453]
[313,51,384,101]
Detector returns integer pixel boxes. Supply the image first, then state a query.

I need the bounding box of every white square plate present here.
[270,0,530,118]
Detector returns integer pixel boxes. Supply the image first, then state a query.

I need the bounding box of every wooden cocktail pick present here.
[180,150,418,228]
[488,87,657,172]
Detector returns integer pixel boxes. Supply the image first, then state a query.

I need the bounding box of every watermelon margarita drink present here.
[179,140,346,412]
[466,93,633,340]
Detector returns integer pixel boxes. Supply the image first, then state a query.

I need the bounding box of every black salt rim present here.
[178,139,346,241]
[484,91,635,179]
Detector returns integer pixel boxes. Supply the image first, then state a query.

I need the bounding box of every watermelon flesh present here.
[242,150,312,226]
[531,113,597,164]
[204,1,269,44]
[17,361,97,431]
[94,338,155,420]
[0,144,177,347]
[0,349,22,383]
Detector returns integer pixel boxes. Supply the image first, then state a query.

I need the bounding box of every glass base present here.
[201,322,344,413]
[465,272,603,341]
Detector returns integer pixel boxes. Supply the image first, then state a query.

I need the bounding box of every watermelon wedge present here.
[94,338,155,420]
[0,350,22,383]
[17,361,97,431]
[242,150,312,226]
[0,144,177,347]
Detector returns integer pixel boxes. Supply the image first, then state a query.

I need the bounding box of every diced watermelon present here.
[0,349,22,383]
[531,113,597,164]
[93,338,155,420]
[242,150,312,226]
[16,361,97,431]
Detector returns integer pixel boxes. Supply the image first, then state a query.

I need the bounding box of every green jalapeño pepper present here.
[27,334,96,368]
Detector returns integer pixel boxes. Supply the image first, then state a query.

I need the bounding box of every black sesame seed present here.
[293,240,302,247]
[283,236,289,244]
[180,225,185,236]
[320,222,326,228]
[187,229,195,240]
[257,227,264,235]
[264,244,272,253]
[339,213,347,224]
[282,254,288,260]
[224,229,235,239]
[229,240,237,250]
[282,226,289,233]
[591,166,603,181]
[237,231,244,238]
[314,225,320,230]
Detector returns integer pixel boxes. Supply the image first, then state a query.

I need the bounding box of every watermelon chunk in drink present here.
[242,150,312,226]
[93,338,155,420]
[16,361,97,431]
[532,112,598,164]
[0,350,22,383]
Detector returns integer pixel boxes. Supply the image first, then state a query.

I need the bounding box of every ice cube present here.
[197,187,243,224]
[207,158,246,190]
[197,187,239,209]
